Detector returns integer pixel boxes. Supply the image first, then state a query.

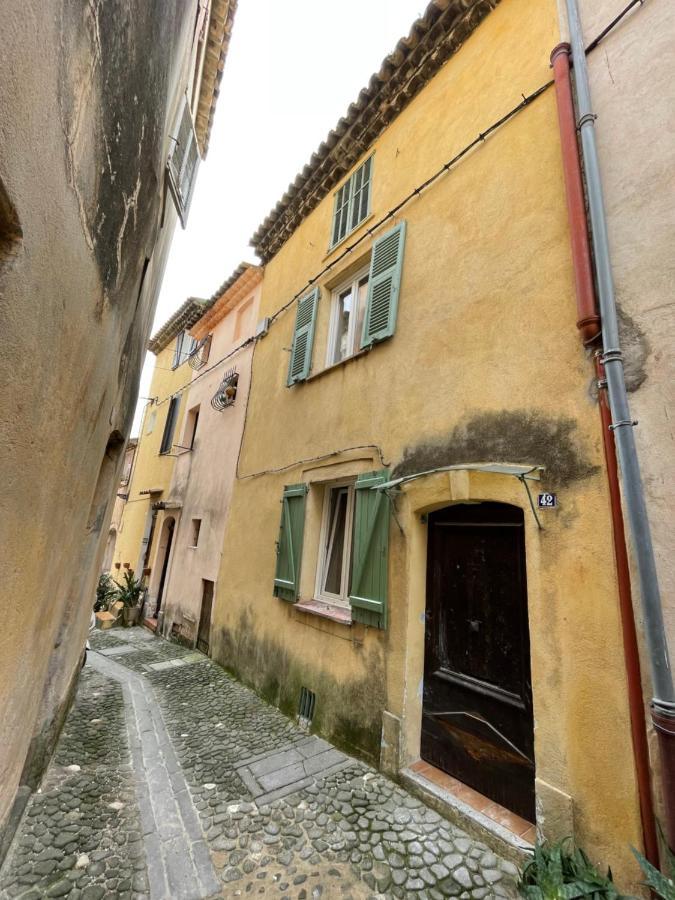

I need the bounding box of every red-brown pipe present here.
[550,43,601,345]
[551,42,660,868]
[595,357,660,867]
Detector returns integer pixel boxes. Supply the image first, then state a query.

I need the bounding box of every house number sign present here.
[537,492,557,509]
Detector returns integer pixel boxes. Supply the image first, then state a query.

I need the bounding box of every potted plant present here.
[94,573,118,612]
[116,569,144,627]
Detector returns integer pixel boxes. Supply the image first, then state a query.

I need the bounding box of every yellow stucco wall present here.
[111,342,190,585]
[212,0,642,886]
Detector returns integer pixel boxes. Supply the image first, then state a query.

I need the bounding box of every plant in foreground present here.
[632,836,675,900]
[518,839,631,899]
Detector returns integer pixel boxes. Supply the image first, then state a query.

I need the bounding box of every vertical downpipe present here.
[564,0,675,851]
[550,41,659,867]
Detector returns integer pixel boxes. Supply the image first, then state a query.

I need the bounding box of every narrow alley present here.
[0,630,519,900]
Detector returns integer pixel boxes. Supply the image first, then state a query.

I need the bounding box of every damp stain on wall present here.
[393,409,600,485]
[213,609,386,765]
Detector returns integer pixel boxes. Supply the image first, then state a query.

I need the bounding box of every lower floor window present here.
[316,481,355,606]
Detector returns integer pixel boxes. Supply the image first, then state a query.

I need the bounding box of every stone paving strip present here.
[1,629,521,899]
[0,668,148,900]
[144,634,520,898]
[90,652,221,900]
[235,737,351,805]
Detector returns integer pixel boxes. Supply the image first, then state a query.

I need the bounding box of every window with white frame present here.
[315,480,356,607]
[330,157,372,249]
[326,267,370,366]
[172,330,197,369]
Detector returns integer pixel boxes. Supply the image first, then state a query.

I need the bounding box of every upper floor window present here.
[287,221,406,385]
[159,396,180,455]
[167,97,200,228]
[173,330,197,369]
[185,404,200,449]
[330,157,372,249]
[327,268,369,366]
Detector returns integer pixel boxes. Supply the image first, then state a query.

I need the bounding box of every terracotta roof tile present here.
[147,297,212,355]
[195,0,238,157]
[250,0,499,263]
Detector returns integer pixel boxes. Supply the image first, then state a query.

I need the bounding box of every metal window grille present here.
[298,687,316,731]
[211,368,238,411]
[188,334,212,370]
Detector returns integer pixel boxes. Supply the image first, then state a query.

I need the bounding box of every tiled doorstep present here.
[409,760,536,843]
[401,761,535,868]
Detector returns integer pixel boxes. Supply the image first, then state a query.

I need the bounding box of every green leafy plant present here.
[94,574,118,612]
[115,568,144,608]
[518,839,630,899]
[632,838,675,899]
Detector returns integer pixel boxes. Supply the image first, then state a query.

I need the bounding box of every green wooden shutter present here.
[273,483,308,602]
[287,288,319,385]
[360,221,406,348]
[349,470,390,629]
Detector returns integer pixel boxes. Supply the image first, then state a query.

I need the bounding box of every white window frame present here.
[314,479,356,608]
[325,265,370,367]
[172,331,197,369]
[329,156,373,250]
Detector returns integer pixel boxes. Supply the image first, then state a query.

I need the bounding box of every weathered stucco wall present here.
[212,0,643,886]
[0,0,198,851]
[160,281,262,645]
[569,0,675,662]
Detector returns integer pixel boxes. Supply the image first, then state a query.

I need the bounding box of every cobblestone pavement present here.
[0,628,521,899]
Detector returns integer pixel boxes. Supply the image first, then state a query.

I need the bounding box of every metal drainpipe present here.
[564,0,675,850]
[550,40,659,867]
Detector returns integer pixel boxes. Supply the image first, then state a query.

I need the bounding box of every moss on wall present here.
[213,609,386,765]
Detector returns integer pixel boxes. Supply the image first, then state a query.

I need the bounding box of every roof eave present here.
[250,0,499,263]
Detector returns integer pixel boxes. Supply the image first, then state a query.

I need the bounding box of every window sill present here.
[294,599,352,626]
[305,347,371,384]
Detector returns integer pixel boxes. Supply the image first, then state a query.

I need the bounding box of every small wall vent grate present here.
[298,687,316,731]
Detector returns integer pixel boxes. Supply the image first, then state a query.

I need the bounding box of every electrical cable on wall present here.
[148,0,646,505]
[151,1,640,413]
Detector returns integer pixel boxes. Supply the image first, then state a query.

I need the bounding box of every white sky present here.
[133,0,425,434]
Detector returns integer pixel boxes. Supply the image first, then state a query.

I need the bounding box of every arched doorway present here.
[422,502,534,820]
[154,516,175,619]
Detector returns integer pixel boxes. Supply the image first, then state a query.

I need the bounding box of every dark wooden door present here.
[197,580,214,654]
[422,502,534,820]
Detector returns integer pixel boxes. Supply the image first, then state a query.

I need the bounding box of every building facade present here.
[569,0,675,664]
[209,0,652,886]
[110,299,210,621]
[0,0,236,855]
[555,0,675,860]
[158,264,263,651]
[103,438,138,573]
